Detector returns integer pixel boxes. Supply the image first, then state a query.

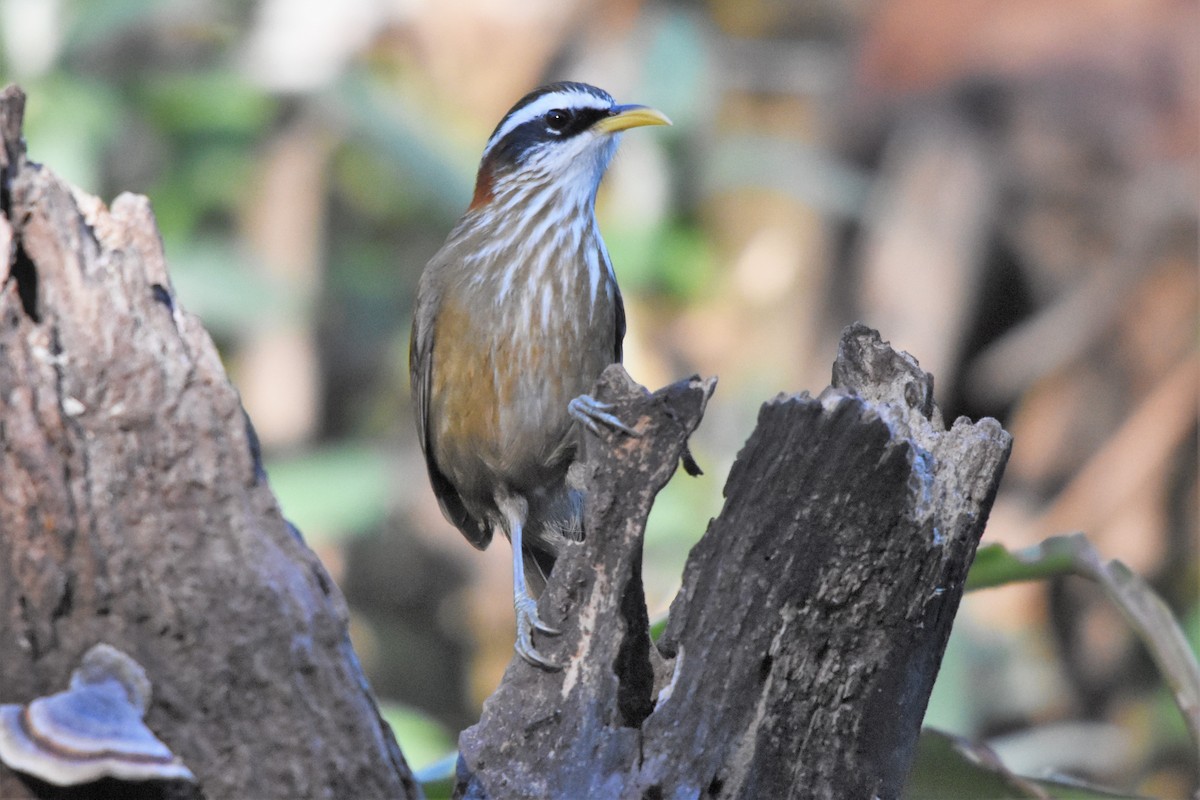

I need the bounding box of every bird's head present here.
[468,82,671,214]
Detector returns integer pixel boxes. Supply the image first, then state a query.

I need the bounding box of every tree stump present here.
[0,85,418,799]
[456,329,1011,799]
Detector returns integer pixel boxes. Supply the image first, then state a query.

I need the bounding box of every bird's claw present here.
[515,594,561,671]
[568,394,642,438]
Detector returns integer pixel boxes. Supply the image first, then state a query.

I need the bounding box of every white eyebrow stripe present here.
[482,91,612,158]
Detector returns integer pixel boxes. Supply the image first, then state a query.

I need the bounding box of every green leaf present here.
[266,444,391,543]
[966,541,1077,591]
[377,702,455,776]
[906,728,1146,799]
[649,609,668,643]
[603,222,715,303]
[20,74,121,191]
[137,72,275,136]
[905,727,1048,799]
[167,239,292,335]
[966,534,1200,756]
[414,753,458,800]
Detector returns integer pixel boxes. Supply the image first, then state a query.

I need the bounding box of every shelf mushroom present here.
[0,643,195,786]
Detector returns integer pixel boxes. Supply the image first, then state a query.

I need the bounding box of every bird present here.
[409,82,671,670]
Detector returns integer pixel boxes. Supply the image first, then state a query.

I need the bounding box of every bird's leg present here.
[568,394,642,438]
[498,493,561,671]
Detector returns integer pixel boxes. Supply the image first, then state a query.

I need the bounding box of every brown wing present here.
[410,307,492,550]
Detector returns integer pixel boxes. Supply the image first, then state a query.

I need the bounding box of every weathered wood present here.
[456,326,1011,799]
[0,85,418,800]
[457,366,715,799]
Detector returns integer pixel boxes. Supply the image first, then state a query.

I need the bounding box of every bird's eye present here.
[545,109,570,132]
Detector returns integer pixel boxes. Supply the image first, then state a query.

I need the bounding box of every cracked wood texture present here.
[456,325,1012,800]
[0,86,418,799]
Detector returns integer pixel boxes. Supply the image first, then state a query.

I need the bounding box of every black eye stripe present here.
[556,107,608,137]
[486,105,615,169]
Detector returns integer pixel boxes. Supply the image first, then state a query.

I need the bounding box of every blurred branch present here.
[963,259,1142,407]
[1032,353,1199,540]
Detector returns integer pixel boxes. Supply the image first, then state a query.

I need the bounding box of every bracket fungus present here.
[0,644,195,787]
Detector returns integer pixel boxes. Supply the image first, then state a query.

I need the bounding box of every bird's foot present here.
[514,593,561,671]
[568,394,641,438]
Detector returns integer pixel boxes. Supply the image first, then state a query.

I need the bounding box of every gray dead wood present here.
[0,85,418,800]
[456,326,1012,800]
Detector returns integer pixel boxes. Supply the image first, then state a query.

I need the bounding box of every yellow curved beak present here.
[593,104,672,134]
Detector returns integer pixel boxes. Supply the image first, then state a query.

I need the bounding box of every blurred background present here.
[2,0,1196,794]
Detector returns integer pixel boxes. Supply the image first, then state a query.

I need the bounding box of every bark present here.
[0,86,418,799]
[456,328,1012,799]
